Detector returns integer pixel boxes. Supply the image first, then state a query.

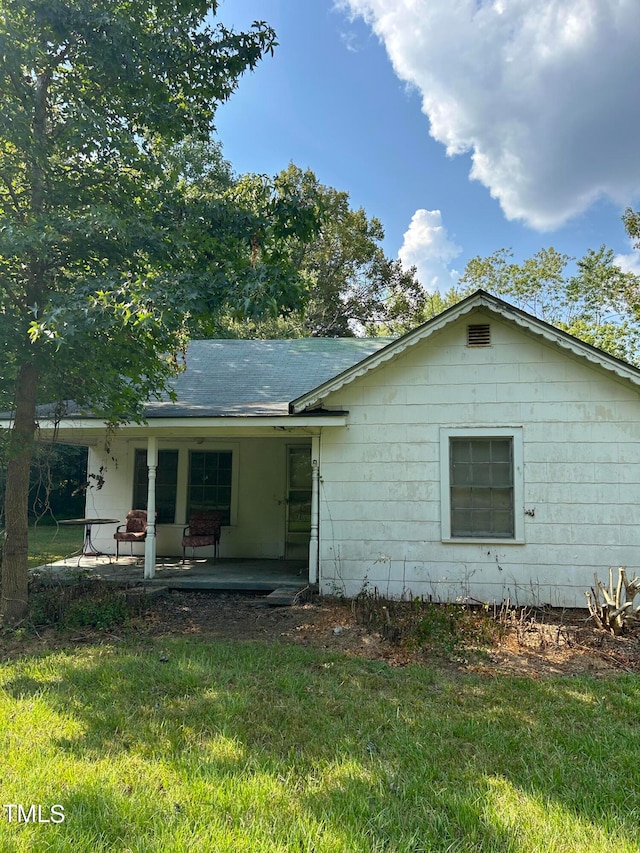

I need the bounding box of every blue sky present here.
[215,0,640,290]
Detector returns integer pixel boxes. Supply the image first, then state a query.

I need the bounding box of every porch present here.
[79,431,321,586]
[35,556,309,592]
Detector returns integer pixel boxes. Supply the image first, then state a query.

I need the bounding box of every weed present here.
[411,603,460,651]
[61,596,128,630]
[351,587,503,659]
[28,576,130,631]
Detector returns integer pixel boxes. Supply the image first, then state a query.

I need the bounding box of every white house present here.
[26,290,640,606]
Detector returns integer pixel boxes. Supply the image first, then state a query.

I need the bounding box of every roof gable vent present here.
[467,323,491,347]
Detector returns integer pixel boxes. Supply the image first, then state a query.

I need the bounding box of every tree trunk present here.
[0,63,49,625]
[1,362,39,625]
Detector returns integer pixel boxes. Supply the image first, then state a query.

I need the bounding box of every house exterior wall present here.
[85,435,310,558]
[317,310,640,606]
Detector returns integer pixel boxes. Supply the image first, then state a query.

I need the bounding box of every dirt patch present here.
[4,588,640,678]
[128,590,640,678]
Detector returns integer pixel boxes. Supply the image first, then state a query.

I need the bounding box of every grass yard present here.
[27,522,84,568]
[1,537,638,850]
[0,631,639,853]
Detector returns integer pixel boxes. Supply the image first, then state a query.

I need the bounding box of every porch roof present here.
[0,338,391,427]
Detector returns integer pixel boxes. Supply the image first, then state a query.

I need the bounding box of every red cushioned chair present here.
[182,511,222,562]
[114,509,148,559]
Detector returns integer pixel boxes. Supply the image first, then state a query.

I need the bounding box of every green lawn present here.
[27,522,85,568]
[0,635,638,852]
[0,521,83,567]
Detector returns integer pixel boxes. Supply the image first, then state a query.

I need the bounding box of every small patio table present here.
[60,518,120,559]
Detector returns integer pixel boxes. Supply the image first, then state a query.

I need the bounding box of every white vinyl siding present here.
[315,310,627,604]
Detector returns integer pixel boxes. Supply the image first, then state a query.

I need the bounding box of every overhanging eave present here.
[0,413,348,445]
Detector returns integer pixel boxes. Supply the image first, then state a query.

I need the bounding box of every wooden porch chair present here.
[114,509,148,559]
[182,511,222,562]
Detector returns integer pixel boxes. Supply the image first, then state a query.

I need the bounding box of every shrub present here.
[28,576,130,631]
[586,567,640,635]
[351,587,503,657]
[61,596,128,630]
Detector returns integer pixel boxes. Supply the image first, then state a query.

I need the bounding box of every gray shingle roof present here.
[145,338,391,417]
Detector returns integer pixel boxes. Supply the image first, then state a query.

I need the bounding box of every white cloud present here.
[339,28,360,52]
[614,246,640,276]
[340,0,640,230]
[398,209,461,290]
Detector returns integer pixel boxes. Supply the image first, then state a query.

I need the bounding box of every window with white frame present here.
[440,428,524,542]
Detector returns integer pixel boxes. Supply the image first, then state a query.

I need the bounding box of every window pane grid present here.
[450,438,514,538]
[133,449,178,524]
[288,446,312,534]
[188,451,233,525]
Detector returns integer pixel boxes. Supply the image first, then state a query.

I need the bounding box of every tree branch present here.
[0,277,26,313]
[0,171,26,222]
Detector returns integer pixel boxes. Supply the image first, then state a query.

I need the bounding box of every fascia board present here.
[12,415,347,435]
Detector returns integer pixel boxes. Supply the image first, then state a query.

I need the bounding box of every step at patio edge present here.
[265,585,311,606]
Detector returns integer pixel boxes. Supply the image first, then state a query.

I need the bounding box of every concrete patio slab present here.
[33,556,309,592]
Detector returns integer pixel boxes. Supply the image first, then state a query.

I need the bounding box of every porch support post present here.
[308,435,320,585]
[144,436,157,579]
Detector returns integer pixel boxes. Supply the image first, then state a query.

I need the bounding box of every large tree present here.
[0,1,317,624]
[215,165,424,338]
